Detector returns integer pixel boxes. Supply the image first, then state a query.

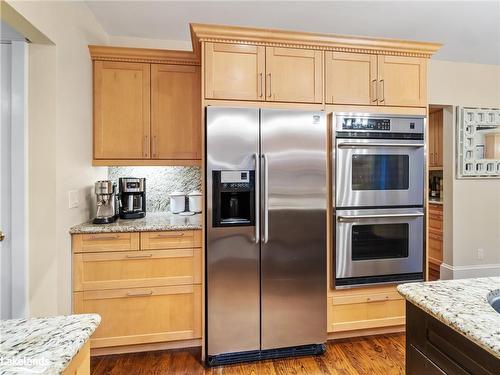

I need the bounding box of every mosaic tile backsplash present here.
[108,166,201,212]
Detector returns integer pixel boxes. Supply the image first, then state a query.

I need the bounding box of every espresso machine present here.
[119,178,146,219]
[93,180,118,224]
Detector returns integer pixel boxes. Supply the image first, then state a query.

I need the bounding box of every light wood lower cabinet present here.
[74,285,201,348]
[327,286,405,333]
[72,233,140,253]
[428,204,443,281]
[72,230,202,350]
[62,341,90,375]
[73,248,202,291]
[141,230,201,250]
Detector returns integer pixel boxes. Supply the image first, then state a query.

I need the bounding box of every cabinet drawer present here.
[141,230,201,250]
[73,233,140,253]
[329,287,405,333]
[73,248,202,291]
[73,285,202,348]
[428,215,443,231]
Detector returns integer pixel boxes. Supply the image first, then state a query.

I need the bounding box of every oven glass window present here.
[352,223,409,261]
[352,155,409,190]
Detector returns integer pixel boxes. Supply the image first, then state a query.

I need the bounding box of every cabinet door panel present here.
[428,111,436,167]
[266,47,322,103]
[205,42,265,100]
[74,285,202,348]
[329,286,405,333]
[435,109,443,167]
[94,61,150,159]
[152,64,201,160]
[378,56,427,107]
[325,52,377,105]
[73,248,202,291]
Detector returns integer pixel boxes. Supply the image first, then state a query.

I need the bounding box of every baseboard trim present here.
[327,325,405,341]
[90,338,202,356]
[440,263,500,280]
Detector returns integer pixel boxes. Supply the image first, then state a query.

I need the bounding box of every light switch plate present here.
[68,190,79,209]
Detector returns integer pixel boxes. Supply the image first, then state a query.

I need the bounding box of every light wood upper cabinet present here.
[377,55,427,107]
[428,108,443,168]
[94,61,151,159]
[152,64,201,160]
[204,42,265,101]
[325,52,377,105]
[265,47,323,103]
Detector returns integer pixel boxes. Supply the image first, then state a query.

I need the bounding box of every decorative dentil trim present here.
[190,23,442,58]
[88,45,200,65]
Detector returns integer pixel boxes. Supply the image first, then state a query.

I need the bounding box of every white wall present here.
[428,59,500,278]
[108,35,192,51]
[7,0,109,316]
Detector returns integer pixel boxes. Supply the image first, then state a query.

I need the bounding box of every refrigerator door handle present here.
[254,153,260,244]
[263,153,269,244]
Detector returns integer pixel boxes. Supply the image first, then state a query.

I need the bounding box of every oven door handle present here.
[337,141,425,148]
[337,212,424,222]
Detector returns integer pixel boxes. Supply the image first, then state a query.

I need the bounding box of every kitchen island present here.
[398,277,500,374]
[0,314,100,375]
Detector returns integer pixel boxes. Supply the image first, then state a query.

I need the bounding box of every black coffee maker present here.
[119,177,146,219]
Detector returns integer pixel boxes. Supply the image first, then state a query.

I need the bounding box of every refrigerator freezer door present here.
[206,107,261,356]
[260,109,327,350]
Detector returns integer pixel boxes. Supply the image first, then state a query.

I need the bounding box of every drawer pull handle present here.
[367,296,390,302]
[126,291,153,297]
[89,235,120,241]
[154,233,185,238]
[126,254,153,259]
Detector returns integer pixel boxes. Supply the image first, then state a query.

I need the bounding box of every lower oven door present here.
[335,207,424,287]
[335,138,425,208]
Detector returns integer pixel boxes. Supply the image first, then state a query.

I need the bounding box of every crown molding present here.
[88,45,200,65]
[190,23,442,58]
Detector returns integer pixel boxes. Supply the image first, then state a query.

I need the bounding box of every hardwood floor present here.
[90,334,405,374]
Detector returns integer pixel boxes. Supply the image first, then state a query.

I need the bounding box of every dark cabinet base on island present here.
[406,302,500,374]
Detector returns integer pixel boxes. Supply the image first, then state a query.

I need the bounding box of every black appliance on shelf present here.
[118,177,146,219]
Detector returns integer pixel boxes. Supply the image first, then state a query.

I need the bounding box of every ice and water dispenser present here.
[212,170,255,227]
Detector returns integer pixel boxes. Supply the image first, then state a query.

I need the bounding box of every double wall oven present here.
[334,114,426,287]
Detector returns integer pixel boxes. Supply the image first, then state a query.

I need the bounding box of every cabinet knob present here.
[0,231,4,242]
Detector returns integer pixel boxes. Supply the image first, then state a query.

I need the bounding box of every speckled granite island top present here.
[398,277,500,358]
[70,211,202,234]
[0,314,100,374]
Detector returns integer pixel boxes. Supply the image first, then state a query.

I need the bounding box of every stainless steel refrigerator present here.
[206,107,327,365]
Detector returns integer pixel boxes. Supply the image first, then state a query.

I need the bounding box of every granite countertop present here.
[428,197,443,205]
[70,211,202,234]
[0,314,100,375]
[398,277,500,358]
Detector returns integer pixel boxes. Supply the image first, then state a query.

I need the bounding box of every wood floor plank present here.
[91,334,405,374]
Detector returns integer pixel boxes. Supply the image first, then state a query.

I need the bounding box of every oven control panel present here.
[335,115,424,139]
[342,118,391,131]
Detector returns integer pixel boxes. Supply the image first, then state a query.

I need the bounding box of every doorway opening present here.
[1,20,29,319]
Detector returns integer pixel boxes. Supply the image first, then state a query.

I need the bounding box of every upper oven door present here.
[336,138,425,208]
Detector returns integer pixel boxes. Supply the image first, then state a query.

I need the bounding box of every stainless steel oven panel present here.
[334,113,425,134]
[335,208,424,280]
[336,138,425,207]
